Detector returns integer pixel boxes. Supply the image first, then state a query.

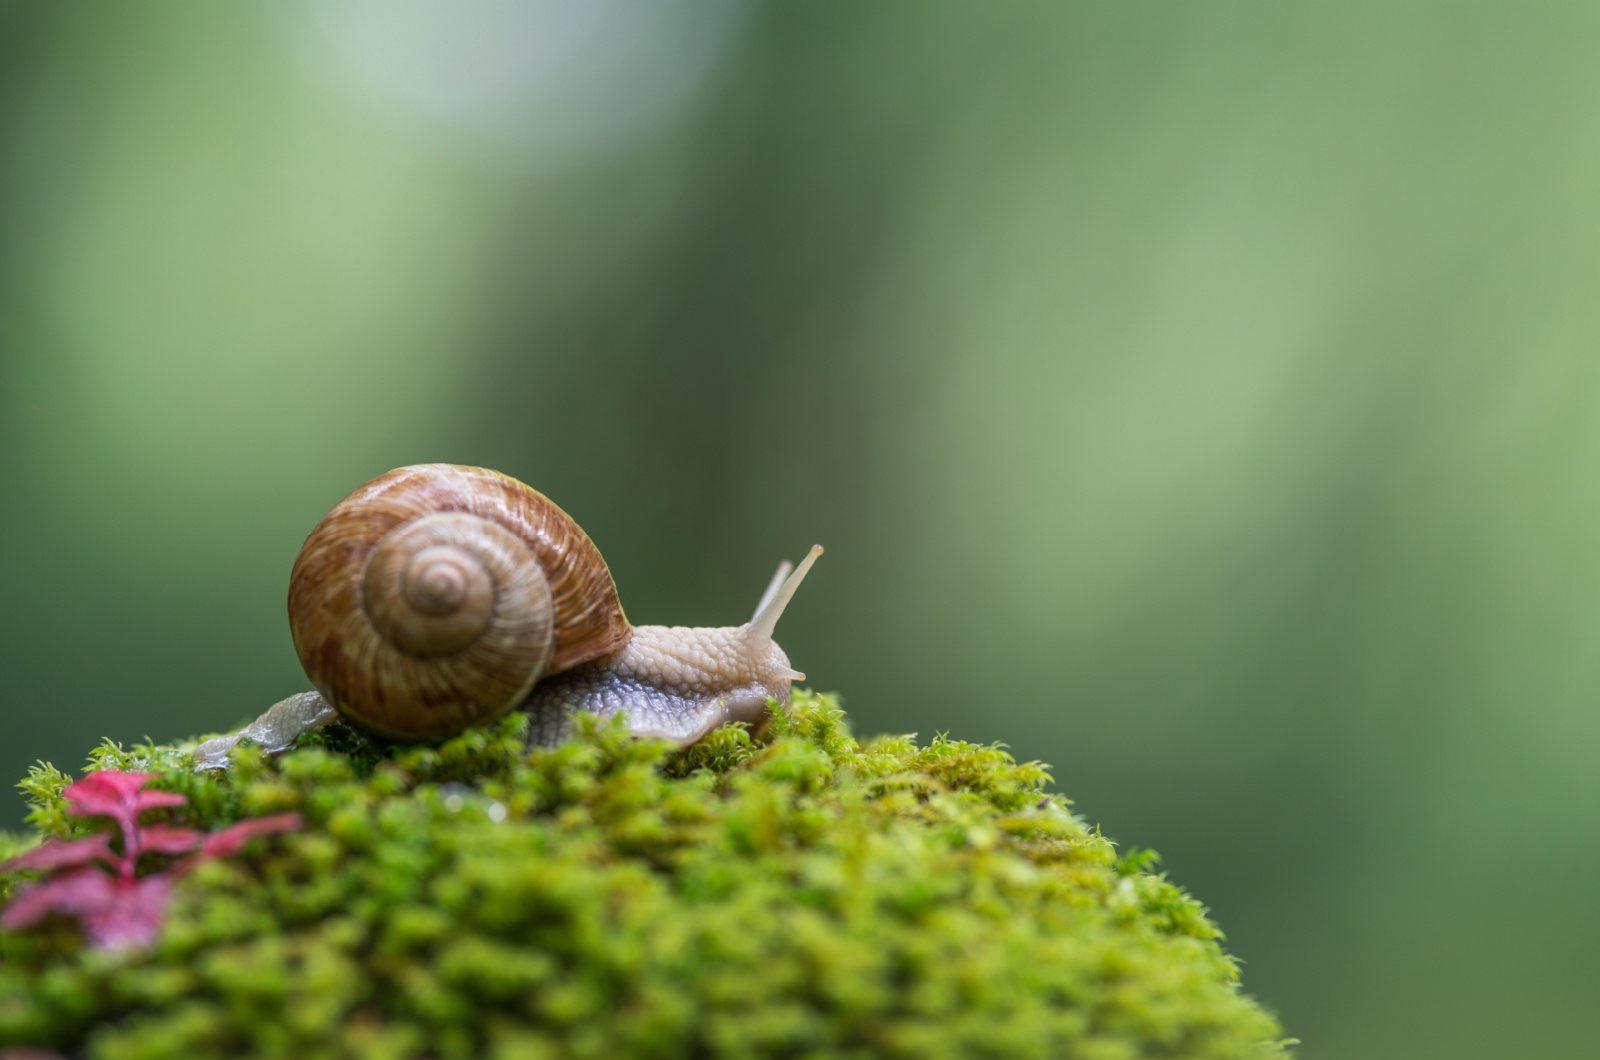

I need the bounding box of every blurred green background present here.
[2,2,1597,1057]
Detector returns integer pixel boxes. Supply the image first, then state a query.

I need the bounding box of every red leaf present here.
[1,866,115,931]
[0,834,114,874]
[201,813,302,857]
[138,826,203,855]
[2,868,176,950]
[61,772,156,819]
[63,772,187,820]
[2,783,301,952]
[133,790,188,815]
[80,875,173,950]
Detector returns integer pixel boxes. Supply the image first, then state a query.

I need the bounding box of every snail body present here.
[195,464,819,766]
[522,564,814,746]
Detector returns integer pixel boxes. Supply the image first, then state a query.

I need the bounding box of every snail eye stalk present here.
[747,545,823,646]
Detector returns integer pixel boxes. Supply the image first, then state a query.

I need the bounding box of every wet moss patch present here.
[1,691,1289,1059]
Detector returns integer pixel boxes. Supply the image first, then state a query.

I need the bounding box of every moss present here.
[0,691,1290,1059]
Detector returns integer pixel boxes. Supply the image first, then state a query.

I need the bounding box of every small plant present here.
[0,770,299,950]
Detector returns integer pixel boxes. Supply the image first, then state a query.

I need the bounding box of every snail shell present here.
[287,464,631,741]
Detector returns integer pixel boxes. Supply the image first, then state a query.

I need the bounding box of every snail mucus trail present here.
[194,464,822,769]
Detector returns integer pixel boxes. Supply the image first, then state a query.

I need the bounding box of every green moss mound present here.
[0,692,1289,1059]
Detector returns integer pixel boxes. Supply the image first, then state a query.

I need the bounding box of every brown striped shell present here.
[287,464,632,741]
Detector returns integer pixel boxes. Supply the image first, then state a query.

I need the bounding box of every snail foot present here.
[193,691,339,771]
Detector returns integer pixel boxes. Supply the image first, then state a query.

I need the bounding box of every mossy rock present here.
[0,691,1289,1059]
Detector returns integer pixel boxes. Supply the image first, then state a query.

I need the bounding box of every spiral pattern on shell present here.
[288,465,632,741]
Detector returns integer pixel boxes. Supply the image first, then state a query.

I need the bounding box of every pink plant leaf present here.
[137,826,203,856]
[133,790,188,815]
[200,813,302,858]
[4,868,176,950]
[3,770,298,951]
[62,772,187,822]
[1,866,116,931]
[79,874,173,950]
[61,772,158,819]
[0,834,114,875]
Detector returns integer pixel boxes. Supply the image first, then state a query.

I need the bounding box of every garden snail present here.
[193,464,821,767]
